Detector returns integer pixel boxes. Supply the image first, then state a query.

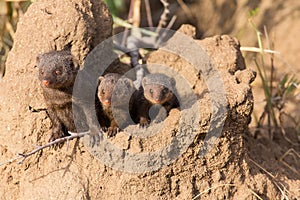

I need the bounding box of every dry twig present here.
[121,0,135,46]
[132,0,141,28]
[156,0,170,33]
[0,131,89,166]
[144,0,153,27]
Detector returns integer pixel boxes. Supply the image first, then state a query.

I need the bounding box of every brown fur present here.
[131,73,180,126]
[37,50,79,142]
[97,73,136,136]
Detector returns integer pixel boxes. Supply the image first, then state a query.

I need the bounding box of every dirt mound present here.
[0,1,299,199]
[0,0,112,146]
[0,0,113,198]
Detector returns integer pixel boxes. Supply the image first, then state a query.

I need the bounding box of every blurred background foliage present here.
[0,0,33,78]
[104,0,126,16]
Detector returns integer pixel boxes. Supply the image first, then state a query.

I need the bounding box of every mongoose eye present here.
[40,70,44,75]
[149,89,153,94]
[101,89,105,95]
[55,69,62,75]
[162,88,168,95]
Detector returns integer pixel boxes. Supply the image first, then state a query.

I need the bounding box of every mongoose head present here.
[97,73,121,107]
[142,73,176,105]
[37,50,79,89]
[97,73,135,107]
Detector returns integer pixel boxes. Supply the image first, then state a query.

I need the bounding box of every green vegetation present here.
[104,0,126,16]
[248,11,300,140]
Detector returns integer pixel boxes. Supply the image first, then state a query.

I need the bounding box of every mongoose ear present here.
[65,54,79,70]
[170,77,176,87]
[36,54,42,65]
[62,43,72,51]
[142,77,147,88]
[98,76,105,84]
[72,58,80,70]
[124,78,135,90]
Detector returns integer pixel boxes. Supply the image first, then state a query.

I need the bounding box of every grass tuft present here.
[244,14,300,142]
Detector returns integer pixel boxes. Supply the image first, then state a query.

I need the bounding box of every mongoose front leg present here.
[139,116,150,127]
[47,106,67,140]
[107,119,119,137]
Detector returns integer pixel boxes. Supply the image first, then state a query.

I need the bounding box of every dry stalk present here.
[156,0,170,33]
[0,131,89,166]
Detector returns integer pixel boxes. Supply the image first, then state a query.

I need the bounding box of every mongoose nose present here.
[153,99,161,104]
[42,80,50,86]
[103,99,111,106]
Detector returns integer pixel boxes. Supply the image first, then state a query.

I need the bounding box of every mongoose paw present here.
[101,127,108,132]
[88,126,103,147]
[107,126,119,137]
[88,132,102,147]
[139,117,150,128]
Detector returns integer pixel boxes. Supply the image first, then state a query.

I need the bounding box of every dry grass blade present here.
[249,158,291,199]
[154,15,176,46]
[279,112,300,146]
[113,16,157,37]
[192,183,263,200]
[5,21,15,39]
[240,47,280,54]
[130,0,142,39]
[279,148,300,176]
[156,0,169,33]
[132,0,141,28]
[144,0,153,27]
[121,0,134,46]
